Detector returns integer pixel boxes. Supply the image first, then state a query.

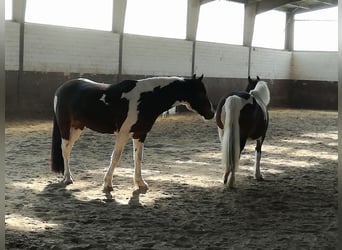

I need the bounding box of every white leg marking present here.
[227,172,236,189]
[53,96,58,114]
[133,139,149,193]
[103,133,129,192]
[218,128,224,143]
[61,128,82,184]
[254,150,263,180]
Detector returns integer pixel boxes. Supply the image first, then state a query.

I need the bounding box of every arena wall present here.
[5,21,337,117]
[122,34,192,76]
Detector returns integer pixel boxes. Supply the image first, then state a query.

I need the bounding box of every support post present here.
[243,3,257,76]
[285,12,294,51]
[187,0,201,76]
[112,0,127,82]
[12,0,26,106]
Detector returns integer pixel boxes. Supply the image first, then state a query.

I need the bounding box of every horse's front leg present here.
[254,138,264,181]
[103,133,129,192]
[133,138,149,193]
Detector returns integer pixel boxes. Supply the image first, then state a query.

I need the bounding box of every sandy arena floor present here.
[5,109,337,249]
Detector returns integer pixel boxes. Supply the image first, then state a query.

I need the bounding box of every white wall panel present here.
[5,21,20,70]
[122,34,192,76]
[250,48,292,79]
[23,23,120,74]
[291,51,338,81]
[195,42,248,78]
[5,22,338,82]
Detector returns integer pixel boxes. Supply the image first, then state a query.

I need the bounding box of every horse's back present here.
[56,78,107,98]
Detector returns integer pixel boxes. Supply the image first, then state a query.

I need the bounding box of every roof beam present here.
[254,0,299,14]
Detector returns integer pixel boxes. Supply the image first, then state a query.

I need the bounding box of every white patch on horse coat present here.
[99,94,109,105]
[53,96,58,114]
[120,77,185,134]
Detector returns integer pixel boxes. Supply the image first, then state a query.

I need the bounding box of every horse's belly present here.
[71,114,118,134]
[86,124,116,134]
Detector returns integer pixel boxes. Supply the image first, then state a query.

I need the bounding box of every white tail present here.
[222,96,245,176]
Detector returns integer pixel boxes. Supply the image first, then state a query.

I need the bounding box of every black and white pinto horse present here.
[51,75,214,193]
[215,76,270,188]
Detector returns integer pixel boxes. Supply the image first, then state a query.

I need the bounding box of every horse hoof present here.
[103,186,114,193]
[62,177,74,185]
[64,180,73,185]
[222,185,237,192]
[138,185,149,194]
[254,175,264,181]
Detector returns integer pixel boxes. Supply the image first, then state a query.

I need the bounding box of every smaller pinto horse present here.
[215,76,270,188]
[51,75,214,193]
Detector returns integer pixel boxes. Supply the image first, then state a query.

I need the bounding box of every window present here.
[124,0,187,39]
[5,0,12,20]
[25,0,113,31]
[197,1,244,45]
[294,7,337,51]
[252,10,286,50]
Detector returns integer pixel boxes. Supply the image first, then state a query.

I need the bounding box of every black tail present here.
[51,114,64,174]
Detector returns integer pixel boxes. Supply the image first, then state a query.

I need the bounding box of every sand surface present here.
[5,109,337,249]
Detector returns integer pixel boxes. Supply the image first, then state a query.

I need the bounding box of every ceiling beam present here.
[254,0,299,14]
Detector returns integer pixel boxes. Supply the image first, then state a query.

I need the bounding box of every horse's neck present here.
[163,80,189,106]
[245,83,257,92]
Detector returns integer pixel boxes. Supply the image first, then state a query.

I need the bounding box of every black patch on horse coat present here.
[55,79,137,137]
[239,98,268,147]
[104,80,137,102]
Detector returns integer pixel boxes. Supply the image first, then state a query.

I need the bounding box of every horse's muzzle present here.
[203,110,215,120]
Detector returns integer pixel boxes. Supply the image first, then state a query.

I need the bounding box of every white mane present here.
[249,81,270,106]
[249,81,270,120]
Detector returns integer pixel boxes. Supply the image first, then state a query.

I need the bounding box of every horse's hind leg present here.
[133,138,149,193]
[254,138,264,181]
[61,127,82,184]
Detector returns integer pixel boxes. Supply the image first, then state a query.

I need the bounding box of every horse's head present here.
[183,74,214,120]
[246,76,260,92]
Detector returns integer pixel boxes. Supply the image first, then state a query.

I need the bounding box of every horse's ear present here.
[192,74,197,79]
[248,76,251,81]
[257,76,260,80]
[199,74,204,81]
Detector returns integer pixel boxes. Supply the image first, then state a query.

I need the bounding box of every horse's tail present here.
[221,96,242,175]
[51,113,64,174]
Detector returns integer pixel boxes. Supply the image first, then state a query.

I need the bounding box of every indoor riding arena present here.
[5,0,338,249]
